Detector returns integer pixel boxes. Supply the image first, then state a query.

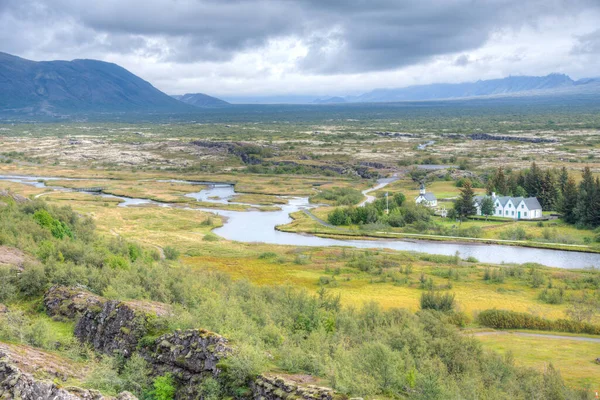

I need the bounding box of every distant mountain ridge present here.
[172,93,229,107]
[315,74,600,104]
[0,52,193,115]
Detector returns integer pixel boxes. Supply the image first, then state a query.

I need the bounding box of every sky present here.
[1,0,600,99]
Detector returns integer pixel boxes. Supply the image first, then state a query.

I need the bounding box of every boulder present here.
[44,286,104,320]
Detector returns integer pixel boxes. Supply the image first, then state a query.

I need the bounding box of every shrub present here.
[258,252,277,259]
[420,291,455,312]
[311,187,364,206]
[476,309,600,335]
[203,233,220,242]
[499,227,529,241]
[163,246,180,260]
[538,288,564,304]
[150,374,176,400]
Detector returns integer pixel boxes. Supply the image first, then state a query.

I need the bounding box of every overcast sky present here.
[1,0,600,98]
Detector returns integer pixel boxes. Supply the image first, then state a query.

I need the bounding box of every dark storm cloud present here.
[1,0,600,73]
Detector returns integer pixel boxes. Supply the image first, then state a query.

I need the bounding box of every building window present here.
[524,212,527,216]
[512,211,514,216]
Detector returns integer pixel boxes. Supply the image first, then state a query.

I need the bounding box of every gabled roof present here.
[474,194,542,210]
[522,197,542,210]
[496,196,512,206]
[423,193,437,201]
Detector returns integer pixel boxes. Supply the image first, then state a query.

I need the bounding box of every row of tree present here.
[457,163,600,228]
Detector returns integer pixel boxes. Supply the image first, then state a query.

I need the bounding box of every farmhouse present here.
[474,193,542,220]
[415,183,437,207]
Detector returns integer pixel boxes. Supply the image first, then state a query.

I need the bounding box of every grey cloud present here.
[572,29,600,55]
[1,0,600,74]
[454,55,470,67]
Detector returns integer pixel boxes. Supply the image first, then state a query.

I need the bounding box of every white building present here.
[415,183,437,207]
[474,193,542,220]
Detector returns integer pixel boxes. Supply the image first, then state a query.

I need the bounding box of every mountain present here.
[313,96,347,104]
[0,52,193,115]
[348,74,593,103]
[223,95,320,104]
[172,93,229,107]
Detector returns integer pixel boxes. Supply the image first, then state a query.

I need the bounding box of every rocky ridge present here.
[44,286,344,400]
[0,351,136,400]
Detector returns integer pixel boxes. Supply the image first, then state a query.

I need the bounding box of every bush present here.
[420,291,455,312]
[311,187,364,206]
[499,227,529,241]
[150,374,176,400]
[538,288,564,304]
[476,309,600,335]
[163,246,180,260]
[258,252,277,259]
[203,233,220,242]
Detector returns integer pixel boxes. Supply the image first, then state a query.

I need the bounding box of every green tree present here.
[525,162,543,197]
[539,169,559,211]
[558,166,569,195]
[575,167,596,226]
[559,176,578,224]
[454,180,477,221]
[513,185,527,198]
[480,197,495,220]
[489,167,509,196]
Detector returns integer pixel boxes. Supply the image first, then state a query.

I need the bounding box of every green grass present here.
[477,332,600,390]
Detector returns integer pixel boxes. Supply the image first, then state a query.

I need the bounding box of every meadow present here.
[1,112,600,397]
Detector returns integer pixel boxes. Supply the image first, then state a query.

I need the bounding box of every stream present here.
[2,174,600,270]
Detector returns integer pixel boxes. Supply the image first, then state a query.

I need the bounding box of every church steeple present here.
[420,183,426,195]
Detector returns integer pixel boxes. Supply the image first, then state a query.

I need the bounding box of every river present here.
[2,174,600,270]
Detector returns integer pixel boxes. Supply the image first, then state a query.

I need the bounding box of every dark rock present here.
[359,161,388,169]
[143,329,232,399]
[469,133,557,143]
[44,285,104,320]
[252,375,344,400]
[0,352,137,399]
[373,132,414,138]
[74,300,149,358]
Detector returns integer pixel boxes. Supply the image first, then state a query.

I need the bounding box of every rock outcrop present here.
[42,287,342,400]
[45,286,150,357]
[252,376,339,400]
[0,190,29,204]
[74,300,149,358]
[44,286,104,320]
[469,133,557,143]
[143,329,233,399]
[0,352,136,400]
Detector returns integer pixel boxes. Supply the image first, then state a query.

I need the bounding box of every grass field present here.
[477,332,600,390]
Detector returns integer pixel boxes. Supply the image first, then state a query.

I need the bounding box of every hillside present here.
[0,52,193,115]
[172,93,229,107]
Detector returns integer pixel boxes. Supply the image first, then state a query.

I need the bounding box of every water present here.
[3,174,600,269]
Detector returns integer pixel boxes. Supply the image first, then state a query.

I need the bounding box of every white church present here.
[415,183,438,207]
[473,193,543,220]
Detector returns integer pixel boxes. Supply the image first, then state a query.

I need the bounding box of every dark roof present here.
[474,195,542,210]
[417,193,437,201]
[423,193,437,201]
[522,197,542,210]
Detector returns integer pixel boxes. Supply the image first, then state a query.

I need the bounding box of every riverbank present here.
[278,209,600,254]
